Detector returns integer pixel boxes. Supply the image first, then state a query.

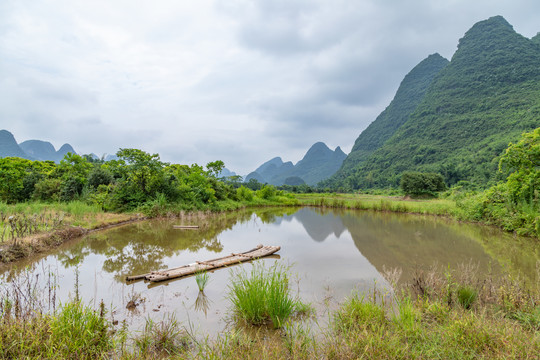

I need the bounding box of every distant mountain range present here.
[246,142,347,185]
[324,16,540,190]
[0,130,77,162]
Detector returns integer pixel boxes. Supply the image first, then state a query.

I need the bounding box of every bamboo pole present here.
[125,244,280,282]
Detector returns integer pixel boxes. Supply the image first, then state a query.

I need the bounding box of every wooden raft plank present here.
[173,225,199,229]
[126,244,280,283]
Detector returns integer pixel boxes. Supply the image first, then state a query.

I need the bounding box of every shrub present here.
[236,186,254,201]
[400,172,447,196]
[33,178,61,202]
[257,185,277,200]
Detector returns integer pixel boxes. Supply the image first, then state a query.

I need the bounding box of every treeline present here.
[0,148,296,214]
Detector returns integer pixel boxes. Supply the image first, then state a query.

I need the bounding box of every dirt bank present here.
[0,216,145,264]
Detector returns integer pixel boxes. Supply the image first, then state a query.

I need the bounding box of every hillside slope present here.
[328,16,540,190]
[328,53,449,187]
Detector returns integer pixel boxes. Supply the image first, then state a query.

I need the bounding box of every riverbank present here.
[1,262,538,359]
[1,192,537,265]
[0,201,139,264]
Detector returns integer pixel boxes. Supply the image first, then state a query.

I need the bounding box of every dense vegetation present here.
[455,127,539,236]
[0,148,296,216]
[326,16,540,191]
[400,171,447,196]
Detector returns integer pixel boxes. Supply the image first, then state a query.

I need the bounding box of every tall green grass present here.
[0,300,114,359]
[227,262,311,328]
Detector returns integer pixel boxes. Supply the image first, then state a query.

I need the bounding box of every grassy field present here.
[0,201,136,263]
[295,193,458,216]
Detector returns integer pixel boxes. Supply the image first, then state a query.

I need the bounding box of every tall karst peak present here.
[453,15,535,62]
[331,52,448,182]
[0,130,31,159]
[301,142,333,160]
[326,16,540,190]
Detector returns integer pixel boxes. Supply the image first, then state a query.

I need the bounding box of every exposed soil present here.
[0,216,145,264]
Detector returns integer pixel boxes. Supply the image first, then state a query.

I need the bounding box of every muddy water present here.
[1,207,538,336]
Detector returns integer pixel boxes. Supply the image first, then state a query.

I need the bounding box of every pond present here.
[1,207,538,336]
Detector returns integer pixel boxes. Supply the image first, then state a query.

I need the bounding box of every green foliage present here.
[236,186,254,201]
[87,167,113,189]
[245,178,263,191]
[400,171,447,196]
[498,127,539,205]
[452,128,539,236]
[257,184,277,200]
[206,160,225,178]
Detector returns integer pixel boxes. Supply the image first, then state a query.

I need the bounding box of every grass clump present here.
[0,300,114,359]
[228,261,311,328]
[195,270,211,292]
[333,293,387,333]
[457,285,478,309]
[133,315,190,358]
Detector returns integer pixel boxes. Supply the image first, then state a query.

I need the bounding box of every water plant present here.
[457,285,478,309]
[195,269,210,292]
[227,261,311,328]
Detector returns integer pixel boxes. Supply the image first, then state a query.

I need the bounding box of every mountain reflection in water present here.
[1,207,537,336]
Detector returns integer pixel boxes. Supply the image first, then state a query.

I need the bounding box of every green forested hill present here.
[531,32,540,45]
[273,142,347,185]
[328,53,449,187]
[246,142,347,186]
[327,16,540,190]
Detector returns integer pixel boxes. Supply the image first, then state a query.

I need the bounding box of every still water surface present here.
[2,207,538,335]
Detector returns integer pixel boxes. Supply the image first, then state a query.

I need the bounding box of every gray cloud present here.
[1,0,539,174]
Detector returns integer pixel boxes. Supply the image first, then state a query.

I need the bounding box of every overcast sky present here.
[1,0,539,175]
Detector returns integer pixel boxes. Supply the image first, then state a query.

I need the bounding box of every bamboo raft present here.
[173,225,199,229]
[126,244,281,283]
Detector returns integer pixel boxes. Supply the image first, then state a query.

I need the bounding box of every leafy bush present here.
[236,186,254,201]
[400,171,447,196]
[33,178,61,202]
[257,185,277,200]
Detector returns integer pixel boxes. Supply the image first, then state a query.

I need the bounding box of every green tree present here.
[116,148,166,196]
[498,127,539,205]
[206,160,225,178]
[400,172,447,196]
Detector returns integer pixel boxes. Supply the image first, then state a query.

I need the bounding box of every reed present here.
[227,262,311,328]
[195,270,210,291]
